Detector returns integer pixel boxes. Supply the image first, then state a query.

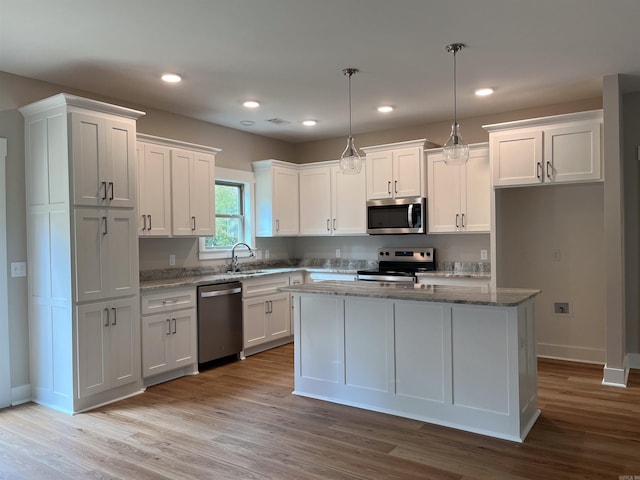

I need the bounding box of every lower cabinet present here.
[76,296,140,399]
[140,287,197,384]
[242,274,292,354]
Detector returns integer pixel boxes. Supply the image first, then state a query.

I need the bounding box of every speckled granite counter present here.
[140,268,304,291]
[281,281,537,306]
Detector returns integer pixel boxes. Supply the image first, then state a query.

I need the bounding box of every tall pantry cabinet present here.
[20,94,145,414]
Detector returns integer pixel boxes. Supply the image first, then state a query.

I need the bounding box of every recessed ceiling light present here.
[243,100,260,108]
[161,73,182,83]
[240,120,255,126]
[302,120,317,126]
[475,87,494,96]
[377,105,394,113]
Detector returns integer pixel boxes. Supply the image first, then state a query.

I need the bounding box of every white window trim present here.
[198,167,255,261]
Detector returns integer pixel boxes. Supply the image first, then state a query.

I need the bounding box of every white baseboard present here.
[11,384,31,406]
[537,342,605,364]
[602,364,629,387]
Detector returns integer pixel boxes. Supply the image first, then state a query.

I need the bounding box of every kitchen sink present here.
[225,270,267,275]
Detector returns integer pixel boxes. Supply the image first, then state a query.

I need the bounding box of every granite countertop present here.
[416,271,491,279]
[280,281,539,307]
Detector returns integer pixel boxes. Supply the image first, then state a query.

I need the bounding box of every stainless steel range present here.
[357,247,435,283]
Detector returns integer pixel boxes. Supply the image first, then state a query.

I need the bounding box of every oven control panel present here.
[378,247,434,263]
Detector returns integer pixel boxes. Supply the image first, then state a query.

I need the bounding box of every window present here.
[199,167,254,260]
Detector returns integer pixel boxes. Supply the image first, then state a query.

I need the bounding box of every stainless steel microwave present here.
[366,197,427,234]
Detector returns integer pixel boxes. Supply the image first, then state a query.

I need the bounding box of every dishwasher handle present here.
[200,287,242,298]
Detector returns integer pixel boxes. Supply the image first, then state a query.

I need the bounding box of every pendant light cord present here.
[348,70,353,138]
[453,49,457,127]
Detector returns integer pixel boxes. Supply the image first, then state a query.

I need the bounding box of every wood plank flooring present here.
[1,345,639,479]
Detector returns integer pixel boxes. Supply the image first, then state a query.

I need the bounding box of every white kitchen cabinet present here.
[20,93,145,414]
[141,287,197,384]
[171,148,216,236]
[74,208,138,302]
[71,112,136,208]
[241,274,292,353]
[137,139,171,236]
[362,139,428,200]
[253,160,299,236]
[427,143,490,233]
[485,110,602,187]
[76,297,140,399]
[298,162,367,235]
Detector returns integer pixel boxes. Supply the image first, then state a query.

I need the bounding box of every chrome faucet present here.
[231,242,255,272]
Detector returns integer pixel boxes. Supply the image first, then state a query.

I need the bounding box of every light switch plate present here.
[169,254,176,266]
[11,262,27,277]
[480,250,488,260]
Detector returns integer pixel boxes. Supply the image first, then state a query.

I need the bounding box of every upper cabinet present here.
[136,135,219,237]
[427,143,490,233]
[362,139,432,200]
[298,162,367,236]
[484,110,602,187]
[253,160,299,236]
[71,112,137,208]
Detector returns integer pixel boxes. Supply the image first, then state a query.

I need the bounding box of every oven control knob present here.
[425,251,431,257]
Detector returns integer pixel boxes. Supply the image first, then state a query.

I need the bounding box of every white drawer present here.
[141,287,196,315]
[242,274,290,298]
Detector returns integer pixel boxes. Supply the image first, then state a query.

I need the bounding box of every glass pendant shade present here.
[443,122,469,165]
[340,135,362,174]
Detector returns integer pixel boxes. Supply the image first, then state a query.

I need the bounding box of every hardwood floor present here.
[1,345,639,480]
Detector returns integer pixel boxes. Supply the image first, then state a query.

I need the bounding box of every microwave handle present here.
[407,204,414,228]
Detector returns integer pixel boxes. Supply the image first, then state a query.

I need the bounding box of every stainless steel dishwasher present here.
[197,281,243,365]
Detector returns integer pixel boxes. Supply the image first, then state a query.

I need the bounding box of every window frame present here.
[198,167,255,261]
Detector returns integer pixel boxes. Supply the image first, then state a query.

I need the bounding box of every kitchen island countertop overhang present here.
[282,281,541,442]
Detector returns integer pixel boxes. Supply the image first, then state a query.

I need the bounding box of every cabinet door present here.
[142,313,172,377]
[331,165,366,234]
[171,148,194,235]
[104,118,136,208]
[108,298,139,389]
[544,121,601,183]
[77,302,110,398]
[491,129,543,187]
[299,167,332,235]
[366,151,393,199]
[138,142,172,236]
[461,147,491,232]
[189,152,216,236]
[74,208,108,302]
[105,210,138,298]
[71,112,106,207]
[272,166,299,235]
[243,297,268,348]
[171,309,197,368]
[393,147,423,198]
[428,152,462,233]
[267,293,291,341]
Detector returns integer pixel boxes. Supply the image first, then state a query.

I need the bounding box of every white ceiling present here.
[2,0,640,143]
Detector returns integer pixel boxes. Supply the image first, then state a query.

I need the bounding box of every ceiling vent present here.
[266,117,291,126]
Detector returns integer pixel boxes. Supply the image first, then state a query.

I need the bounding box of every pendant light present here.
[339,68,362,174]
[442,43,469,165]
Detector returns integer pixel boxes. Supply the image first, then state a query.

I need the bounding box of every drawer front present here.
[141,287,196,315]
[242,275,290,298]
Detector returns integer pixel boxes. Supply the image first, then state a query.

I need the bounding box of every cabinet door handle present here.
[191,216,196,231]
[387,181,391,195]
[546,161,552,179]
[394,180,398,194]
[104,308,110,327]
[327,219,330,231]
[461,213,465,228]
[455,214,459,229]
[275,219,280,232]
[148,215,152,230]
[108,182,114,200]
[536,162,542,181]
[101,181,108,200]
[172,318,177,334]
[102,216,108,235]
[333,219,337,230]
[166,319,171,335]
[111,307,117,326]
[142,214,147,231]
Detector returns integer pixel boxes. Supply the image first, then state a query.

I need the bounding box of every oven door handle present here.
[357,273,416,283]
[407,203,414,228]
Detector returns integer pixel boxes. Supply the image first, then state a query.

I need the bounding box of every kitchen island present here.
[281,281,541,442]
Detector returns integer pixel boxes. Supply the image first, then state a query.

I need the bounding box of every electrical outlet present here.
[169,254,176,266]
[480,249,488,260]
[10,262,27,277]
[554,302,570,315]
[255,250,263,260]
[264,249,270,259]
[335,248,341,258]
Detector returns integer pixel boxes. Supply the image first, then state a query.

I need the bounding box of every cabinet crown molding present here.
[137,133,221,154]
[19,93,146,119]
[361,138,437,154]
[482,109,602,132]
